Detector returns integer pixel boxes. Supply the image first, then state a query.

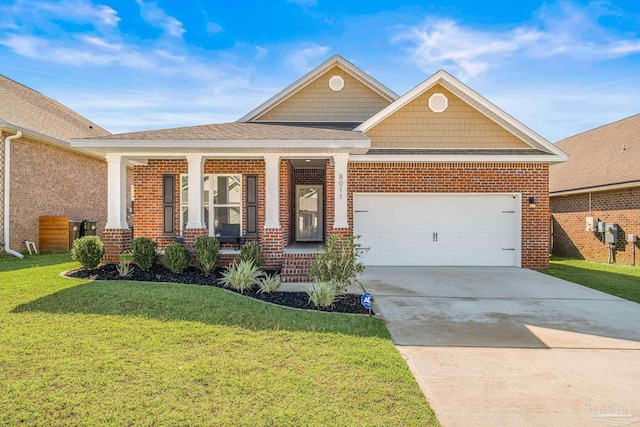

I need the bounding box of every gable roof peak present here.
[237,54,398,123]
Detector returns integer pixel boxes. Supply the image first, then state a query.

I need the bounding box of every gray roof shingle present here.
[0,74,109,141]
[550,114,640,193]
[90,122,368,141]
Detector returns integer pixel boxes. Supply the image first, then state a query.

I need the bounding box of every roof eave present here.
[550,180,640,196]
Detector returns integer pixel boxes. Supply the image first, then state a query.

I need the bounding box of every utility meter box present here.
[605,223,618,244]
[628,234,637,243]
[586,216,595,232]
[597,221,606,233]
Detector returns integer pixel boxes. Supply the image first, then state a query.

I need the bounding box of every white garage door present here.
[353,194,521,267]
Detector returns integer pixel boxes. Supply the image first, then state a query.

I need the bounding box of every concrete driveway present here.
[360,267,640,427]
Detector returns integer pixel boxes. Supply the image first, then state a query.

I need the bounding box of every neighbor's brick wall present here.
[255,65,391,122]
[345,162,550,269]
[8,135,110,251]
[367,84,530,149]
[551,187,640,264]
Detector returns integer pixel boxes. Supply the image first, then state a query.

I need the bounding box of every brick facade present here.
[125,159,550,272]
[2,133,118,252]
[551,187,640,264]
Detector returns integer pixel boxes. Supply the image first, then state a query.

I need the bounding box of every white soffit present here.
[355,70,568,161]
[237,54,399,122]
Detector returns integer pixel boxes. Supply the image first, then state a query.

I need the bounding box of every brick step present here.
[281,253,314,282]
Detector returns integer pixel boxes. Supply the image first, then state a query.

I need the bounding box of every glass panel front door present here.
[296,185,323,241]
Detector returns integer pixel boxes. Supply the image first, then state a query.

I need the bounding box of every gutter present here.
[3,130,23,258]
[550,180,640,196]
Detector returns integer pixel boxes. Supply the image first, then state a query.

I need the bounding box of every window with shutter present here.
[245,174,258,236]
[162,174,176,236]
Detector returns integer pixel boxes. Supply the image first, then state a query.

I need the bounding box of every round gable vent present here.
[428,93,448,113]
[329,75,344,91]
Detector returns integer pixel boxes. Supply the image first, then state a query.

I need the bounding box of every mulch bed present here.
[67,264,372,315]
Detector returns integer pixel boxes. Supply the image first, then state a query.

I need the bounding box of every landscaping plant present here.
[307,280,341,308]
[238,242,263,268]
[131,237,157,271]
[116,252,134,277]
[162,244,190,273]
[194,236,220,274]
[70,236,104,270]
[219,260,263,293]
[257,273,282,293]
[307,234,366,291]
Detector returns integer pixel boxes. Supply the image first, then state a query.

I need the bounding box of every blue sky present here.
[0,0,639,141]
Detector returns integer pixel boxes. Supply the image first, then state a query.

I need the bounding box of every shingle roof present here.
[365,148,549,155]
[0,74,109,141]
[91,122,369,141]
[550,114,640,193]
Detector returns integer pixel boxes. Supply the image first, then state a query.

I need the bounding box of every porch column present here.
[333,154,349,229]
[264,154,280,229]
[105,154,129,229]
[185,154,205,229]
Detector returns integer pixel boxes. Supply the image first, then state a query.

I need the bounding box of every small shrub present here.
[71,236,104,270]
[257,273,282,293]
[307,234,366,292]
[131,237,157,271]
[162,243,190,273]
[194,236,220,274]
[219,260,263,294]
[307,281,341,308]
[238,242,263,268]
[116,252,134,277]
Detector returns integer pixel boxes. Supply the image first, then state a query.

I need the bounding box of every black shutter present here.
[162,174,176,236]
[245,174,258,236]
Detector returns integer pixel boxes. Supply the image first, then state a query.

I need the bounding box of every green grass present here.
[544,256,640,304]
[0,254,438,426]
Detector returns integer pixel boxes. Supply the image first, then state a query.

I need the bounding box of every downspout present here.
[4,131,23,258]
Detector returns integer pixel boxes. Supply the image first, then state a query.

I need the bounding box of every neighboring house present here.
[550,114,640,264]
[0,74,113,256]
[73,55,567,280]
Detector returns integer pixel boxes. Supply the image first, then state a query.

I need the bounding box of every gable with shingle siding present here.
[366,84,530,149]
[253,65,392,123]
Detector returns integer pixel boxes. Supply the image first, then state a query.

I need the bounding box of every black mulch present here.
[67,264,372,315]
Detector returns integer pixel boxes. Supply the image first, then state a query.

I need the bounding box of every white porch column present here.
[333,154,349,229]
[105,154,129,229]
[264,154,280,229]
[186,155,206,229]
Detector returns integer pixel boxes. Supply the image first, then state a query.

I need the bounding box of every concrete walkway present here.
[360,267,640,427]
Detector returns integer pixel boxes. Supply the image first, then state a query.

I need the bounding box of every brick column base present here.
[183,228,208,254]
[102,228,133,264]
[261,228,285,270]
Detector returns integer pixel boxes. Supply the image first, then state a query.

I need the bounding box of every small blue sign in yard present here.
[361,292,372,310]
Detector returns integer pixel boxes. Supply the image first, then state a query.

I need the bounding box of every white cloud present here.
[255,46,268,60]
[35,0,120,27]
[135,0,185,37]
[285,44,330,72]
[206,22,223,34]
[395,2,640,79]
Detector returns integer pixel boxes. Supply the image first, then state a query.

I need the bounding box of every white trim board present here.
[355,70,568,162]
[237,55,399,123]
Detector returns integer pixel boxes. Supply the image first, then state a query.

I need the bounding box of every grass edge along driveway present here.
[0,254,438,427]
[544,256,640,304]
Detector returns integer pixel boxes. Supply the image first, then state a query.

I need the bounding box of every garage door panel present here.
[354,194,520,267]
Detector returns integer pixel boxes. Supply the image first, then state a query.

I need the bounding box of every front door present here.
[296,185,323,241]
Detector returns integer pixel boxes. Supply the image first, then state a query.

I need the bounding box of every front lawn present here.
[0,254,438,426]
[544,256,640,304]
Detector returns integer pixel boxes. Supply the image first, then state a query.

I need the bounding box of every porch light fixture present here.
[305,159,311,162]
[528,197,536,209]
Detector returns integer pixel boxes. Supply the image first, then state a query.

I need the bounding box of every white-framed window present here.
[180,174,242,237]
